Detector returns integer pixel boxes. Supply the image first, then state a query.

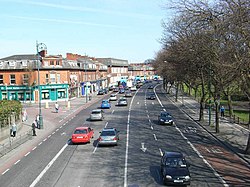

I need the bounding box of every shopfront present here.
[34,84,69,102]
[0,85,33,101]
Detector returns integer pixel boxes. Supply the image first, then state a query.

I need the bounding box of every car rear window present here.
[74,129,87,134]
[101,131,115,136]
[92,111,101,114]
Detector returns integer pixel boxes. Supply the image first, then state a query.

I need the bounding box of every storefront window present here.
[18,93,24,101]
[42,91,50,99]
[26,92,31,100]
[58,91,66,98]
[2,92,7,100]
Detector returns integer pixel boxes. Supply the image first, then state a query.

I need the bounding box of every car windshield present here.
[166,158,186,167]
[74,129,87,134]
[101,131,116,136]
[120,99,127,101]
[111,94,116,97]
[102,100,108,103]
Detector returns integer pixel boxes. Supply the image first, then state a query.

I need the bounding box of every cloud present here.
[7,0,161,20]
[7,15,128,29]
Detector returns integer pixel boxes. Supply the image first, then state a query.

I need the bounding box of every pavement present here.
[0,84,250,169]
[0,91,107,158]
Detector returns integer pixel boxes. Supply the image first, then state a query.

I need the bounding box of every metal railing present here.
[0,129,32,157]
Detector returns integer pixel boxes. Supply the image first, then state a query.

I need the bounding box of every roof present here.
[92,109,102,112]
[102,128,116,131]
[163,151,183,158]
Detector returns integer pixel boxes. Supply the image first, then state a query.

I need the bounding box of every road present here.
[0,81,249,187]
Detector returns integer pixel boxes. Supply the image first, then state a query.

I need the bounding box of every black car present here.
[146,93,156,100]
[161,151,191,186]
[113,87,119,92]
[158,111,174,125]
[97,89,105,95]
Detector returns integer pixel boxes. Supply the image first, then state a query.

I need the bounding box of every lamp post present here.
[36,41,47,129]
[85,60,88,103]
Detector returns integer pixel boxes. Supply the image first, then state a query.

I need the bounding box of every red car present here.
[71,127,94,144]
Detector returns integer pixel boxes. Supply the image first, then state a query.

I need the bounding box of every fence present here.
[0,129,32,157]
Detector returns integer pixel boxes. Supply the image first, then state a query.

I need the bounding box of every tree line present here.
[153,0,250,153]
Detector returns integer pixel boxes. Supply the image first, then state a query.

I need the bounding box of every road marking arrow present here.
[140,143,147,152]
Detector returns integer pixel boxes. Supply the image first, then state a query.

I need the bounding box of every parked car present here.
[71,127,94,144]
[125,91,132,97]
[146,93,156,100]
[97,89,105,95]
[158,111,174,125]
[90,109,104,121]
[103,87,109,94]
[161,151,191,186]
[117,97,128,106]
[109,94,117,101]
[98,128,120,146]
[130,86,137,91]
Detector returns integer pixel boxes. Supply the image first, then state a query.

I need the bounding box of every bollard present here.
[67,101,71,109]
[45,101,49,109]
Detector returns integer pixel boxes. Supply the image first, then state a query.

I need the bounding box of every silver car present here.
[90,109,104,121]
[117,97,128,106]
[109,94,117,101]
[98,128,120,146]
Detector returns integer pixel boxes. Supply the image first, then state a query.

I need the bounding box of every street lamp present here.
[84,60,88,103]
[36,41,47,129]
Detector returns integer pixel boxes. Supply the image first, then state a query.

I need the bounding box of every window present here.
[56,74,60,83]
[23,74,29,85]
[50,74,56,83]
[10,74,16,84]
[0,75,3,84]
[56,60,60,65]
[45,74,49,83]
[41,91,50,99]
[50,60,54,65]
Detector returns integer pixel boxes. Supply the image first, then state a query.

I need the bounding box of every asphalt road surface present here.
[0,82,249,187]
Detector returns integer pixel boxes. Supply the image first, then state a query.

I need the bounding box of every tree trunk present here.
[215,100,220,133]
[175,82,179,102]
[227,95,234,117]
[199,97,205,121]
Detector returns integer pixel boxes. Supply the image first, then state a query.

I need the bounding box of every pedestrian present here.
[55,102,59,113]
[11,123,17,137]
[22,109,28,122]
[36,115,40,129]
[32,121,37,136]
[220,106,225,117]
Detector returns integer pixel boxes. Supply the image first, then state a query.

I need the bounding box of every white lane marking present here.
[32,146,37,151]
[163,108,166,111]
[56,129,59,132]
[14,160,20,165]
[151,125,153,130]
[105,122,108,128]
[2,169,9,175]
[153,134,157,141]
[124,89,138,187]
[59,119,63,123]
[25,152,30,157]
[175,126,228,187]
[60,126,62,129]
[159,148,163,156]
[30,144,68,187]
[52,132,55,135]
[137,102,139,104]
[148,119,151,123]
[112,110,115,114]
[147,114,149,118]
[48,135,51,138]
[93,145,98,153]
[38,142,42,146]
[43,138,47,142]
[152,102,154,105]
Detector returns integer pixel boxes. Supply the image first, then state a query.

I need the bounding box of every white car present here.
[90,109,104,121]
[130,86,137,91]
[109,94,117,101]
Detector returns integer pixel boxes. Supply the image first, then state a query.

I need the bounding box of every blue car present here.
[101,100,111,109]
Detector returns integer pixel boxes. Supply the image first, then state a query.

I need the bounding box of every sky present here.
[0,0,173,63]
